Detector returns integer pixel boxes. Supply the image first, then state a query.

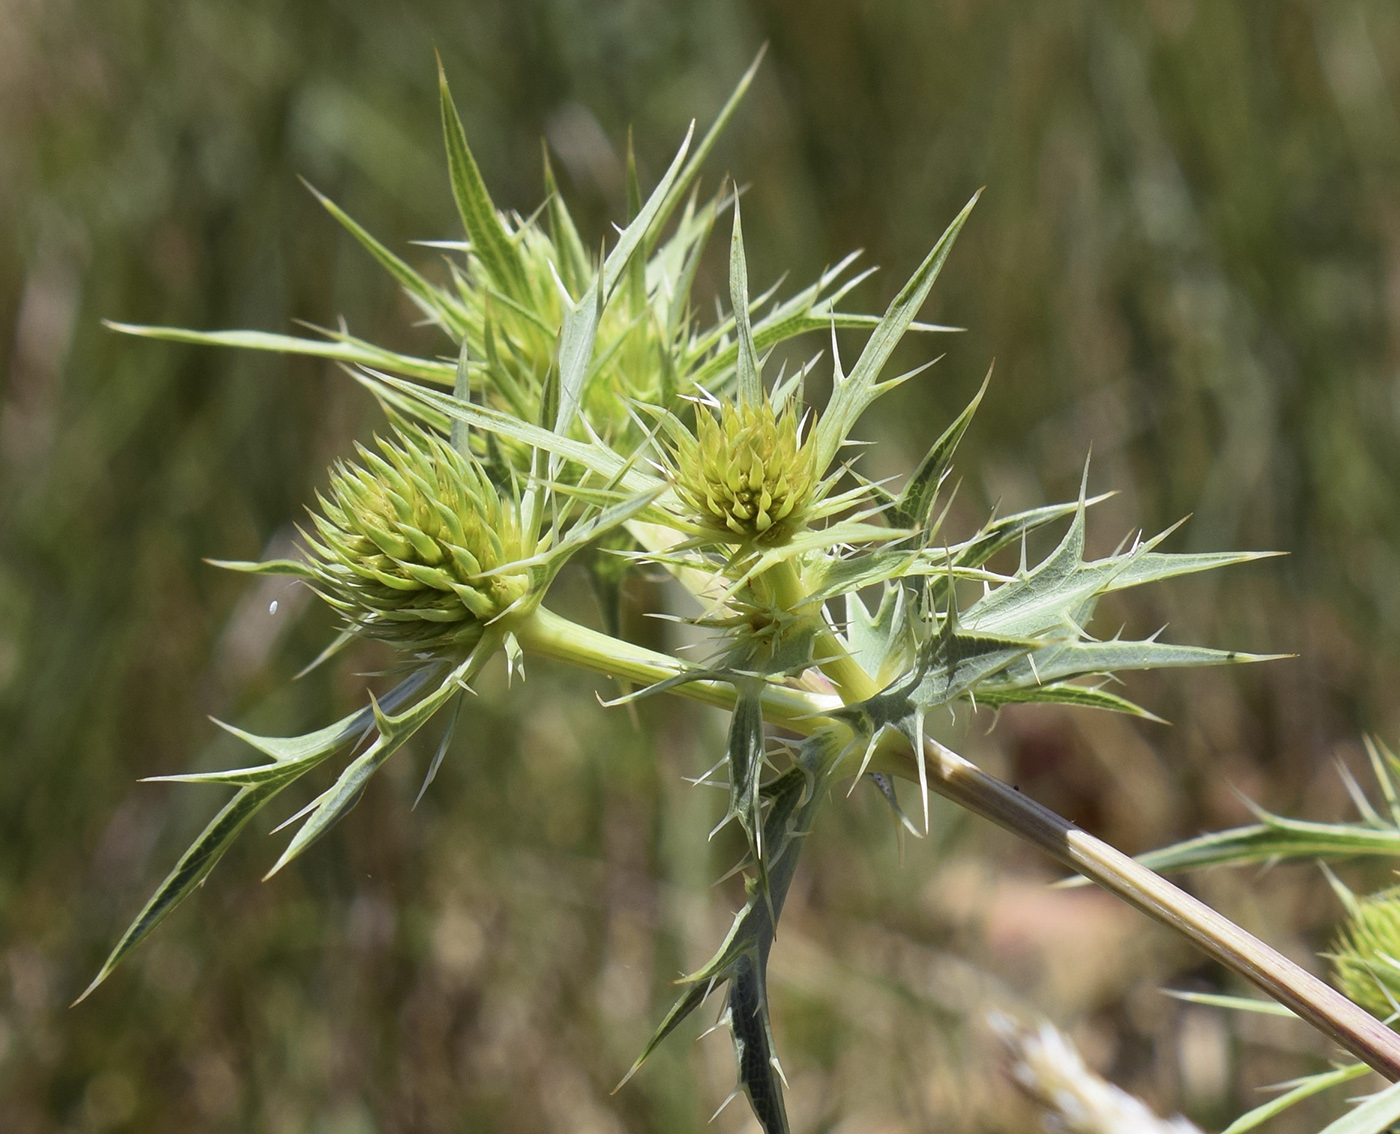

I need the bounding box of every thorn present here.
[847,726,883,795]
[710,1089,742,1123]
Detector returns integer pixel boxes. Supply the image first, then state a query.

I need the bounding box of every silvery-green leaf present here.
[148,667,436,786]
[613,981,715,1093]
[349,366,452,433]
[842,585,915,690]
[972,681,1159,719]
[804,548,923,607]
[728,953,790,1134]
[304,180,469,338]
[814,191,979,473]
[729,197,762,405]
[722,689,770,910]
[104,322,456,385]
[449,339,472,457]
[265,643,495,876]
[847,622,1030,730]
[76,781,285,1003]
[931,498,1102,575]
[891,366,990,531]
[622,729,846,1106]
[554,122,693,439]
[540,146,591,300]
[624,131,647,314]
[365,369,655,494]
[648,45,765,253]
[438,58,528,301]
[982,639,1280,695]
[962,495,1276,642]
[205,557,314,579]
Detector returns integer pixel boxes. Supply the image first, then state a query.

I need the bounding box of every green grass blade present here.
[1137,819,1400,873]
[1220,1063,1371,1134]
[1316,1074,1400,1134]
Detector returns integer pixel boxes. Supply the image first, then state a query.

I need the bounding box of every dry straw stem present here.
[518,605,1400,1080]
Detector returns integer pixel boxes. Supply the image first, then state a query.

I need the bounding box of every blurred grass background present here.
[3,0,1400,1130]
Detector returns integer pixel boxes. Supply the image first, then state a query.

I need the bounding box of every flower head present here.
[303,426,530,650]
[670,397,819,545]
[1332,891,1400,1019]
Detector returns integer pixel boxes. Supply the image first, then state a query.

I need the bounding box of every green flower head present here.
[1332,891,1400,1020]
[303,426,530,651]
[670,396,820,545]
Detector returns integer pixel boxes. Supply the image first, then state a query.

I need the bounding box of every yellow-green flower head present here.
[671,397,819,544]
[303,426,530,650]
[1332,891,1400,1020]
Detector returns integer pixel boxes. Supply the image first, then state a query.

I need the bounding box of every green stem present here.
[761,558,879,703]
[515,603,1400,1080]
[516,605,836,727]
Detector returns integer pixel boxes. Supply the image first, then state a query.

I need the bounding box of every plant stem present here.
[762,557,880,703]
[515,604,1400,1079]
[516,605,838,726]
[908,736,1400,1080]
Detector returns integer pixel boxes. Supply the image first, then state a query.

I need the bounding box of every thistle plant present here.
[90,54,1400,1132]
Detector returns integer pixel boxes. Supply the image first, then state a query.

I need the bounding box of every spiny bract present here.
[303,425,529,650]
[670,397,819,544]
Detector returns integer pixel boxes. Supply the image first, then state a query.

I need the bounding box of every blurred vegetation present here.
[3,0,1400,1130]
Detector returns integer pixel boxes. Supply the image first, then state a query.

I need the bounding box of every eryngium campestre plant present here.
[306,426,529,650]
[88,53,1310,1134]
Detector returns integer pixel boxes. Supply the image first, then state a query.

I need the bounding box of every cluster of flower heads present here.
[94,52,1292,1134]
